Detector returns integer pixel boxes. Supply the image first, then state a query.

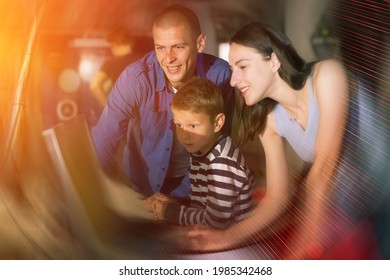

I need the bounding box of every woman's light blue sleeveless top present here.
[274,75,319,163]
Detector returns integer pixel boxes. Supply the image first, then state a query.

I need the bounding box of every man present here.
[91,5,235,197]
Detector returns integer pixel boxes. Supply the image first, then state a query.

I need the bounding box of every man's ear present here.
[270,52,281,73]
[214,113,225,133]
[197,33,207,53]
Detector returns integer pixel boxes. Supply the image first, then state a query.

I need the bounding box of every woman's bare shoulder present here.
[313,59,346,80]
[312,59,348,99]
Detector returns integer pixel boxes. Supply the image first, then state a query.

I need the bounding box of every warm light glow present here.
[78,55,99,82]
[218,42,229,62]
[59,68,81,93]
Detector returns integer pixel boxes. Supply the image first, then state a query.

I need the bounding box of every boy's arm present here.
[145,193,190,221]
[175,159,252,229]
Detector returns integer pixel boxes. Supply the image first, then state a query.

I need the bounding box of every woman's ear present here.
[270,52,281,73]
[214,113,225,133]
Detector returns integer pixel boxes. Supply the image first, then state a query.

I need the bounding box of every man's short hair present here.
[153,5,201,37]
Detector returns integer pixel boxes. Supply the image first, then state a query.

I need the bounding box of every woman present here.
[184,22,370,259]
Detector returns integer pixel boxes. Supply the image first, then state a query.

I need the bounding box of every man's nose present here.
[165,48,176,63]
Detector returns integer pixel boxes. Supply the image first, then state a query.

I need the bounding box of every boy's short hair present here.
[172,77,224,122]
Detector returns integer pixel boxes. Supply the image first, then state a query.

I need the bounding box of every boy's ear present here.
[214,113,225,133]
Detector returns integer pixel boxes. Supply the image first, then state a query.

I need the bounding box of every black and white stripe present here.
[179,134,254,229]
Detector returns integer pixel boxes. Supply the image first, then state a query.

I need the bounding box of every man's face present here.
[153,23,205,89]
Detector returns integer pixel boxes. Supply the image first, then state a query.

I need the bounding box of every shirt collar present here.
[191,134,227,160]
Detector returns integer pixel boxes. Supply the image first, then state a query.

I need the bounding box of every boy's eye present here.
[175,123,182,128]
[190,124,197,129]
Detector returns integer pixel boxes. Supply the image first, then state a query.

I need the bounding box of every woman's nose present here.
[230,72,240,87]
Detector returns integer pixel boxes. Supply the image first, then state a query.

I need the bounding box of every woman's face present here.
[229,43,275,106]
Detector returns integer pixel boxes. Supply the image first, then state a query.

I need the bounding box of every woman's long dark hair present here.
[231,22,314,145]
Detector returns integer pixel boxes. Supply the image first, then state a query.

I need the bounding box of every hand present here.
[184,225,234,252]
[153,199,169,220]
[144,192,174,221]
[144,192,176,206]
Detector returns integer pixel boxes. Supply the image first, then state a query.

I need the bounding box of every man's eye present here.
[175,124,182,128]
[190,124,197,129]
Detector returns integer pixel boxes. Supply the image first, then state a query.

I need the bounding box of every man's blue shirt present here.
[91,50,235,197]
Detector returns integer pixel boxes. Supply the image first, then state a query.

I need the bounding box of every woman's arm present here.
[286,60,349,259]
[187,114,292,251]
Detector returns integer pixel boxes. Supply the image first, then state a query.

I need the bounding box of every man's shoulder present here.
[199,52,229,69]
[126,51,159,73]
[197,53,231,83]
[122,51,166,87]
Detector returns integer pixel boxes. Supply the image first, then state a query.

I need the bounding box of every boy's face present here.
[172,108,224,154]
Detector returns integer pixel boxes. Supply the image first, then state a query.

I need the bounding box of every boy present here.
[145,77,253,229]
